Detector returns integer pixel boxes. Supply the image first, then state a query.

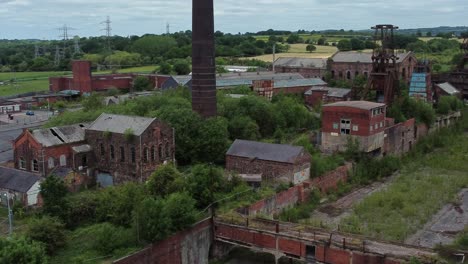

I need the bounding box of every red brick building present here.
[320,101,386,154]
[434,82,461,102]
[304,86,351,107]
[85,113,175,185]
[273,57,328,78]
[329,51,417,84]
[13,124,87,176]
[383,118,416,156]
[49,61,170,94]
[226,139,311,184]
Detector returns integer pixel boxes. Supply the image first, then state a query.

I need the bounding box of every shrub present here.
[133,198,171,243]
[91,223,136,254]
[0,236,48,264]
[164,192,198,232]
[26,216,66,255]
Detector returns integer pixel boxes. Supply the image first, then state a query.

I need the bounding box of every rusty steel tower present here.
[459,37,468,71]
[363,24,400,105]
[192,0,217,118]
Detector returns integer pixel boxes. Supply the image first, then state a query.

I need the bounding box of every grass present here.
[339,127,468,242]
[0,79,49,97]
[50,225,141,264]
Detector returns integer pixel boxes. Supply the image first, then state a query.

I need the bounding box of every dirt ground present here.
[405,188,468,248]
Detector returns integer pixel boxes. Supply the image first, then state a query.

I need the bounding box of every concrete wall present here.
[321,132,385,154]
[113,218,212,264]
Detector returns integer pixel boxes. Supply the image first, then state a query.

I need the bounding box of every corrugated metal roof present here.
[305,86,351,97]
[437,82,460,95]
[323,101,385,110]
[274,78,327,88]
[87,113,156,136]
[217,72,304,80]
[32,124,87,147]
[226,139,305,164]
[0,167,41,193]
[274,57,327,69]
[331,51,412,63]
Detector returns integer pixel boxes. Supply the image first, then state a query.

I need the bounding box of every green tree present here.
[131,35,178,60]
[350,38,365,50]
[317,37,327,45]
[173,61,191,75]
[159,62,172,74]
[26,216,66,255]
[306,44,317,53]
[286,34,302,44]
[228,115,260,140]
[0,236,48,264]
[187,164,226,208]
[30,57,51,71]
[104,51,141,66]
[337,39,352,51]
[40,176,68,219]
[91,223,136,254]
[164,192,198,232]
[81,93,103,112]
[132,76,152,91]
[146,163,184,197]
[196,117,229,163]
[133,198,171,242]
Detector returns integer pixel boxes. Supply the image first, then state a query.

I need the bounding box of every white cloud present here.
[0,0,466,39]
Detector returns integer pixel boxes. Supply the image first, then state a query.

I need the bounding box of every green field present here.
[0,65,158,97]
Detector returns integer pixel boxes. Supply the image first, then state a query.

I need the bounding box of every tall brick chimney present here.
[191,0,217,118]
[72,60,92,94]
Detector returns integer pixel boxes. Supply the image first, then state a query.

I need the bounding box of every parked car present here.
[25,111,35,116]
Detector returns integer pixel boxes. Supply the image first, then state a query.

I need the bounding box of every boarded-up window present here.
[60,155,66,166]
[48,157,55,169]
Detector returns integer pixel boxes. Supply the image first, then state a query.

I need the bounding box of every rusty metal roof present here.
[305,86,351,98]
[226,139,305,164]
[323,101,385,110]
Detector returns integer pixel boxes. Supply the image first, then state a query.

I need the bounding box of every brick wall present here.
[239,164,352,217]
[275,67,326,79]
[383,118,416,156]
[86,119,175,184]
[114,218,212,264]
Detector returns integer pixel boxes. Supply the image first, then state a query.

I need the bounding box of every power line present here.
[73,36,82,55]
[166,22,170,35]
[101,16,112,51]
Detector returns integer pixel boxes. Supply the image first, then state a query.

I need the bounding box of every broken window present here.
[159,144,163,161]
[340,119,351,134]
[60,155,67,166]
[143,147,148,163]
[165,142,170,158]
[332,123,339,129]
[100,143,105,156]
[110,145,115,160]
[32,159,39,172]
[151,146,155,161]
[19,157,26,169]
[120,147,125,162]
[131,147,136,163]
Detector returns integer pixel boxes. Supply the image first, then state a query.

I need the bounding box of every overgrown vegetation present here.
[340,110,468,242]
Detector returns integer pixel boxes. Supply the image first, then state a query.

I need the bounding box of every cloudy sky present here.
[0,0,466,39]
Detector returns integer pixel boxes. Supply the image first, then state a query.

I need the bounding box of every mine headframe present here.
[458,37,468,71]
[363,24,400,105]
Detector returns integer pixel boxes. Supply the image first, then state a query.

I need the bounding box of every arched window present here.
[131,147,136,163]
[59,155,66,166]
[100,143,105,156]
[331,70,335,78]
[19,157,26,170]
[165,142,170,158]
[32,159,39,172]
[159,144,163,161]
[355,71,359,78]
[151,146,155,161]
[143,147,149,163]
[48,157,55,169]
[346,71,351,80]
[110,145,115,160]
[402,68,406,79]
[364,72,369,78]
[120,146,125,162]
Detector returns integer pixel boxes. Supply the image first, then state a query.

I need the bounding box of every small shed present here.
[0,167,42,207]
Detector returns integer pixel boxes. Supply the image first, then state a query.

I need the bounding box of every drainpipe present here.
[139,135,143,183]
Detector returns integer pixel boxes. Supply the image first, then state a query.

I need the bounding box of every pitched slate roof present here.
[226,139,305,164]
[87,113,156,136]
[32,124,87,147]
[305,86,351,98]
[323,101,385,110]
[274,57,327,69]
[437,82,460,95]
[331,51,412,63]
[0,167,41,193]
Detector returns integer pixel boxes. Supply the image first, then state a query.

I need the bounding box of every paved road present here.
[0,128,22,163]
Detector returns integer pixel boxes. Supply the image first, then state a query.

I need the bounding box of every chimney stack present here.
[191,0,217,118]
